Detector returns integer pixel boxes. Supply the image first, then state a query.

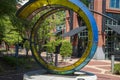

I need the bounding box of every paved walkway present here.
[81,59,120,80]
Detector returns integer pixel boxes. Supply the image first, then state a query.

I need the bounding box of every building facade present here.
[65,0,120,60]
[93,0,120,59]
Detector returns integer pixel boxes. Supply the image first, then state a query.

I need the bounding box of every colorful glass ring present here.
[16,0,98,74]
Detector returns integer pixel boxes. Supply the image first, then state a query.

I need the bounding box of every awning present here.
[106,24,120,35]
[61,26,86,37]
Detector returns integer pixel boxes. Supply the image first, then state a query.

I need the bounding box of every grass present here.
[114,63,120,75]
[0,65,4,72]
[0,55,39,74]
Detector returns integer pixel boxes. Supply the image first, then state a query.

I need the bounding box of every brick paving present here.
[0,53,120,80]
[82,59,120,80]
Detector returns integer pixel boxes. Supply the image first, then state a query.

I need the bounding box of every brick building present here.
[65,0,120,60]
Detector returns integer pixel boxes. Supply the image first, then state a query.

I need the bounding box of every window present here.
[110,0,120,9]
[106,13,119,25]
[105,13,120,59]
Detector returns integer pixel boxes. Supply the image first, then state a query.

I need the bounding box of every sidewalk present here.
[81,59,120,80]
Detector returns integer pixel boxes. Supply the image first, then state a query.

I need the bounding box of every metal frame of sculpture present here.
[16,0,98,74]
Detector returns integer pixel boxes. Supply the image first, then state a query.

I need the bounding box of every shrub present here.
[44,40,62,53]
[0,65,4,72]
[2,56,26,67]
[44,41,55,53]
[3,56,18,67]
[114,63,120,75]
[60,41,72,60]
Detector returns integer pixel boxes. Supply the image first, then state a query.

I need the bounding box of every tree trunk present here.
[26,48,29,57]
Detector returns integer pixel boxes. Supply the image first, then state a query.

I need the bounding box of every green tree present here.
[81,0,89,7]
[0,21,5,43]
[35,11,66,52]
[0,16,22,51]
[0,0,16,17]
[0,0,18,47]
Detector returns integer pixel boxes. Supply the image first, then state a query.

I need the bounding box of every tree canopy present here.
[0,0,23,47]
[81,0,89,7]
[0,0,16,17]
[0,0,89,52]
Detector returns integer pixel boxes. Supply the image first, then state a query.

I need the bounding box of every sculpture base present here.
[23,69,97,80]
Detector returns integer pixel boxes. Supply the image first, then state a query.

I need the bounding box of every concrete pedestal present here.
[23,69,97,80]
[93,47,105,60]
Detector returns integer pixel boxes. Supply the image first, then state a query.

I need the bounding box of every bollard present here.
[111,55,115,73]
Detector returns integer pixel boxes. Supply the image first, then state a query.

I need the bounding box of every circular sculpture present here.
[16,0,98,74]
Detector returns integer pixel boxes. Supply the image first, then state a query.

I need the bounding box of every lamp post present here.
[55,44,61,66]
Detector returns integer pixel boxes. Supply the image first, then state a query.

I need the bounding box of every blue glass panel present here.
[110,0,120,8]
[116,0,119,8]
[110,0,115,8]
